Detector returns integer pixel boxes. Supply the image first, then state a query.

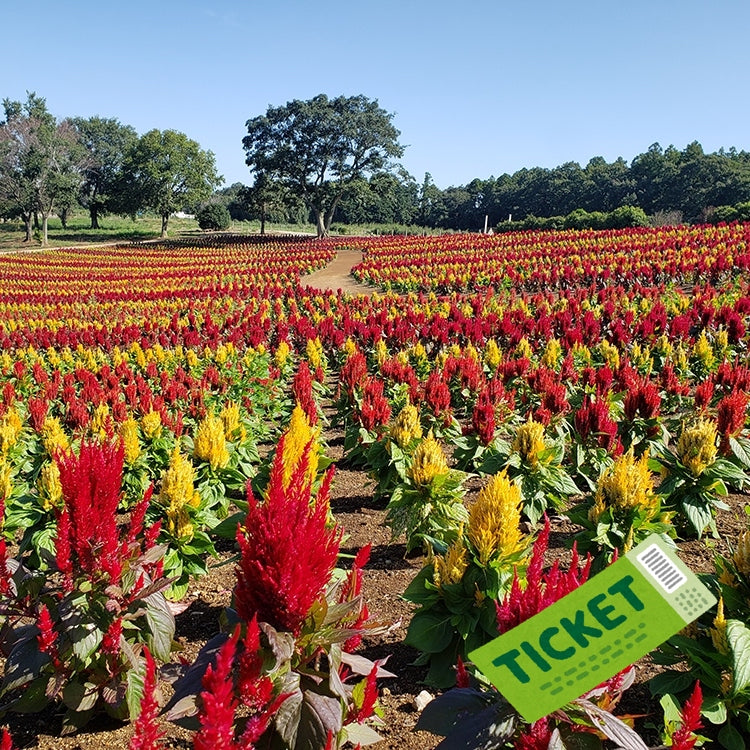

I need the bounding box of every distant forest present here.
[222,141,750,231]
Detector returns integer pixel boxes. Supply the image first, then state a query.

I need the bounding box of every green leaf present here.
[144,593,176,663]
[62,680,98,712]
[718,723,746,750]
[727,619,750,694]
[126,654,147,720]
[730,436,750,469]
[415,688,495,735]
[70,622,102,662]
[344,721,383,746]
[404,610,454,653]
[701,693,728,724]
[648,670,696,696]
[659,693,683,726]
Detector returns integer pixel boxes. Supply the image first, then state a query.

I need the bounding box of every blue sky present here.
[3,0,749,189]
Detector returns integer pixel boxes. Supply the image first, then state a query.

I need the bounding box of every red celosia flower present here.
[514,717,552,750]
[423,370,452,419]
[623,376,661,421]
[55,508,74,592]
[235,438,341,634]
[359,377,391,432]
[102,617,123,654]
[347,664,379,724]
[670,681,703,750]
[340,544,372,652]
[716,389,748,454]
[0,728,14,750]
[496,518,591,634]
[693,379,714,410]
[455,655,470,688]
[194,628,240,750]
[292,361,318,426]
[237,615,273,711]
[472,389,496,446]
[36,604,62,670]
[55,441,125,585]
[129,648,165,750]
[574,393,619,452]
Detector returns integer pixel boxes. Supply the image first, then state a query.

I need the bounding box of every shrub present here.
[196,203,231,231]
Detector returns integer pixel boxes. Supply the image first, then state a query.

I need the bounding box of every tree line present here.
[0,92,221,243]
[4,91,750,243]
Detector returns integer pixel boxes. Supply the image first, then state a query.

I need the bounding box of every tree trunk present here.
[315,210,327,238]
[23,213,32,242]
[60,207,68,229]
[161,213,169,238]
[90,205,100,229]
[260,204,266,236]
[324,194,342,235]
[33,212,40,230]
[41,214,49,246]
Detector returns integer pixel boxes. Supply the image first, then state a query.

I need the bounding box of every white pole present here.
[483,215,488,234]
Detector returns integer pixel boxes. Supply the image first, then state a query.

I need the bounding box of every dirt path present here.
[301,248,374,295]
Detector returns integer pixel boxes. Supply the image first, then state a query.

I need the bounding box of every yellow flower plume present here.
[468,470,525,565]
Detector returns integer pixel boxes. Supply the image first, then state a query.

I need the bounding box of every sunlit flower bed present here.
[0,229,748,748]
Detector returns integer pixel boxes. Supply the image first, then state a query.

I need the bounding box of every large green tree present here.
[71,116,138,228]
[242,94,404,237]
[123,129,222,237]
[0,92,87,244]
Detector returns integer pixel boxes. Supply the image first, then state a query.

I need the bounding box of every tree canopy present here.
[123,129,222,237]
[71,116,138,228]
[243,94,404,237]
[0,92,88,244]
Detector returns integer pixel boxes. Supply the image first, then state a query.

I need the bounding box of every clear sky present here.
[3,0,749,189]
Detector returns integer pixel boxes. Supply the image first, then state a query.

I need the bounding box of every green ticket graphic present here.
[469,534,716,723]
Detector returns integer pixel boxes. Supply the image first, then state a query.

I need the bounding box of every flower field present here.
[0,227,749,749]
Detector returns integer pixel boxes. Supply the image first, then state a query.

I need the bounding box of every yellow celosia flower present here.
[390,403,423,448]
[599,340,620,370]
[715,329,729,353]
[595,450,656,514]
[433,538,468,587]
[280,404,319,488]
[411,342,428,364]
[733,529,750,576]
[0,460,12,501]
[90,403,111,442]
[541,338,561,368]
[220,401,244,442]
[673,343,689,372]
[185,349,199,368]
[468,470,525,565]
[374,340,388,365]
[306,337,323,370]
[516,337,533,360]
[677,418,718,477]
[120,418,141,465]
[41,417,69,456]
[409,432,448,487]
[0,410,23,456]
[485,340,502,371]
[343,338,358,359]
[193,414,230,471]
[710,597,729,654]
[274,340,291,368]
[141,410,162,440]
[512,418,546,469]
[693,331,715,370]
[161,448,200,539]
[37,461,62,512]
